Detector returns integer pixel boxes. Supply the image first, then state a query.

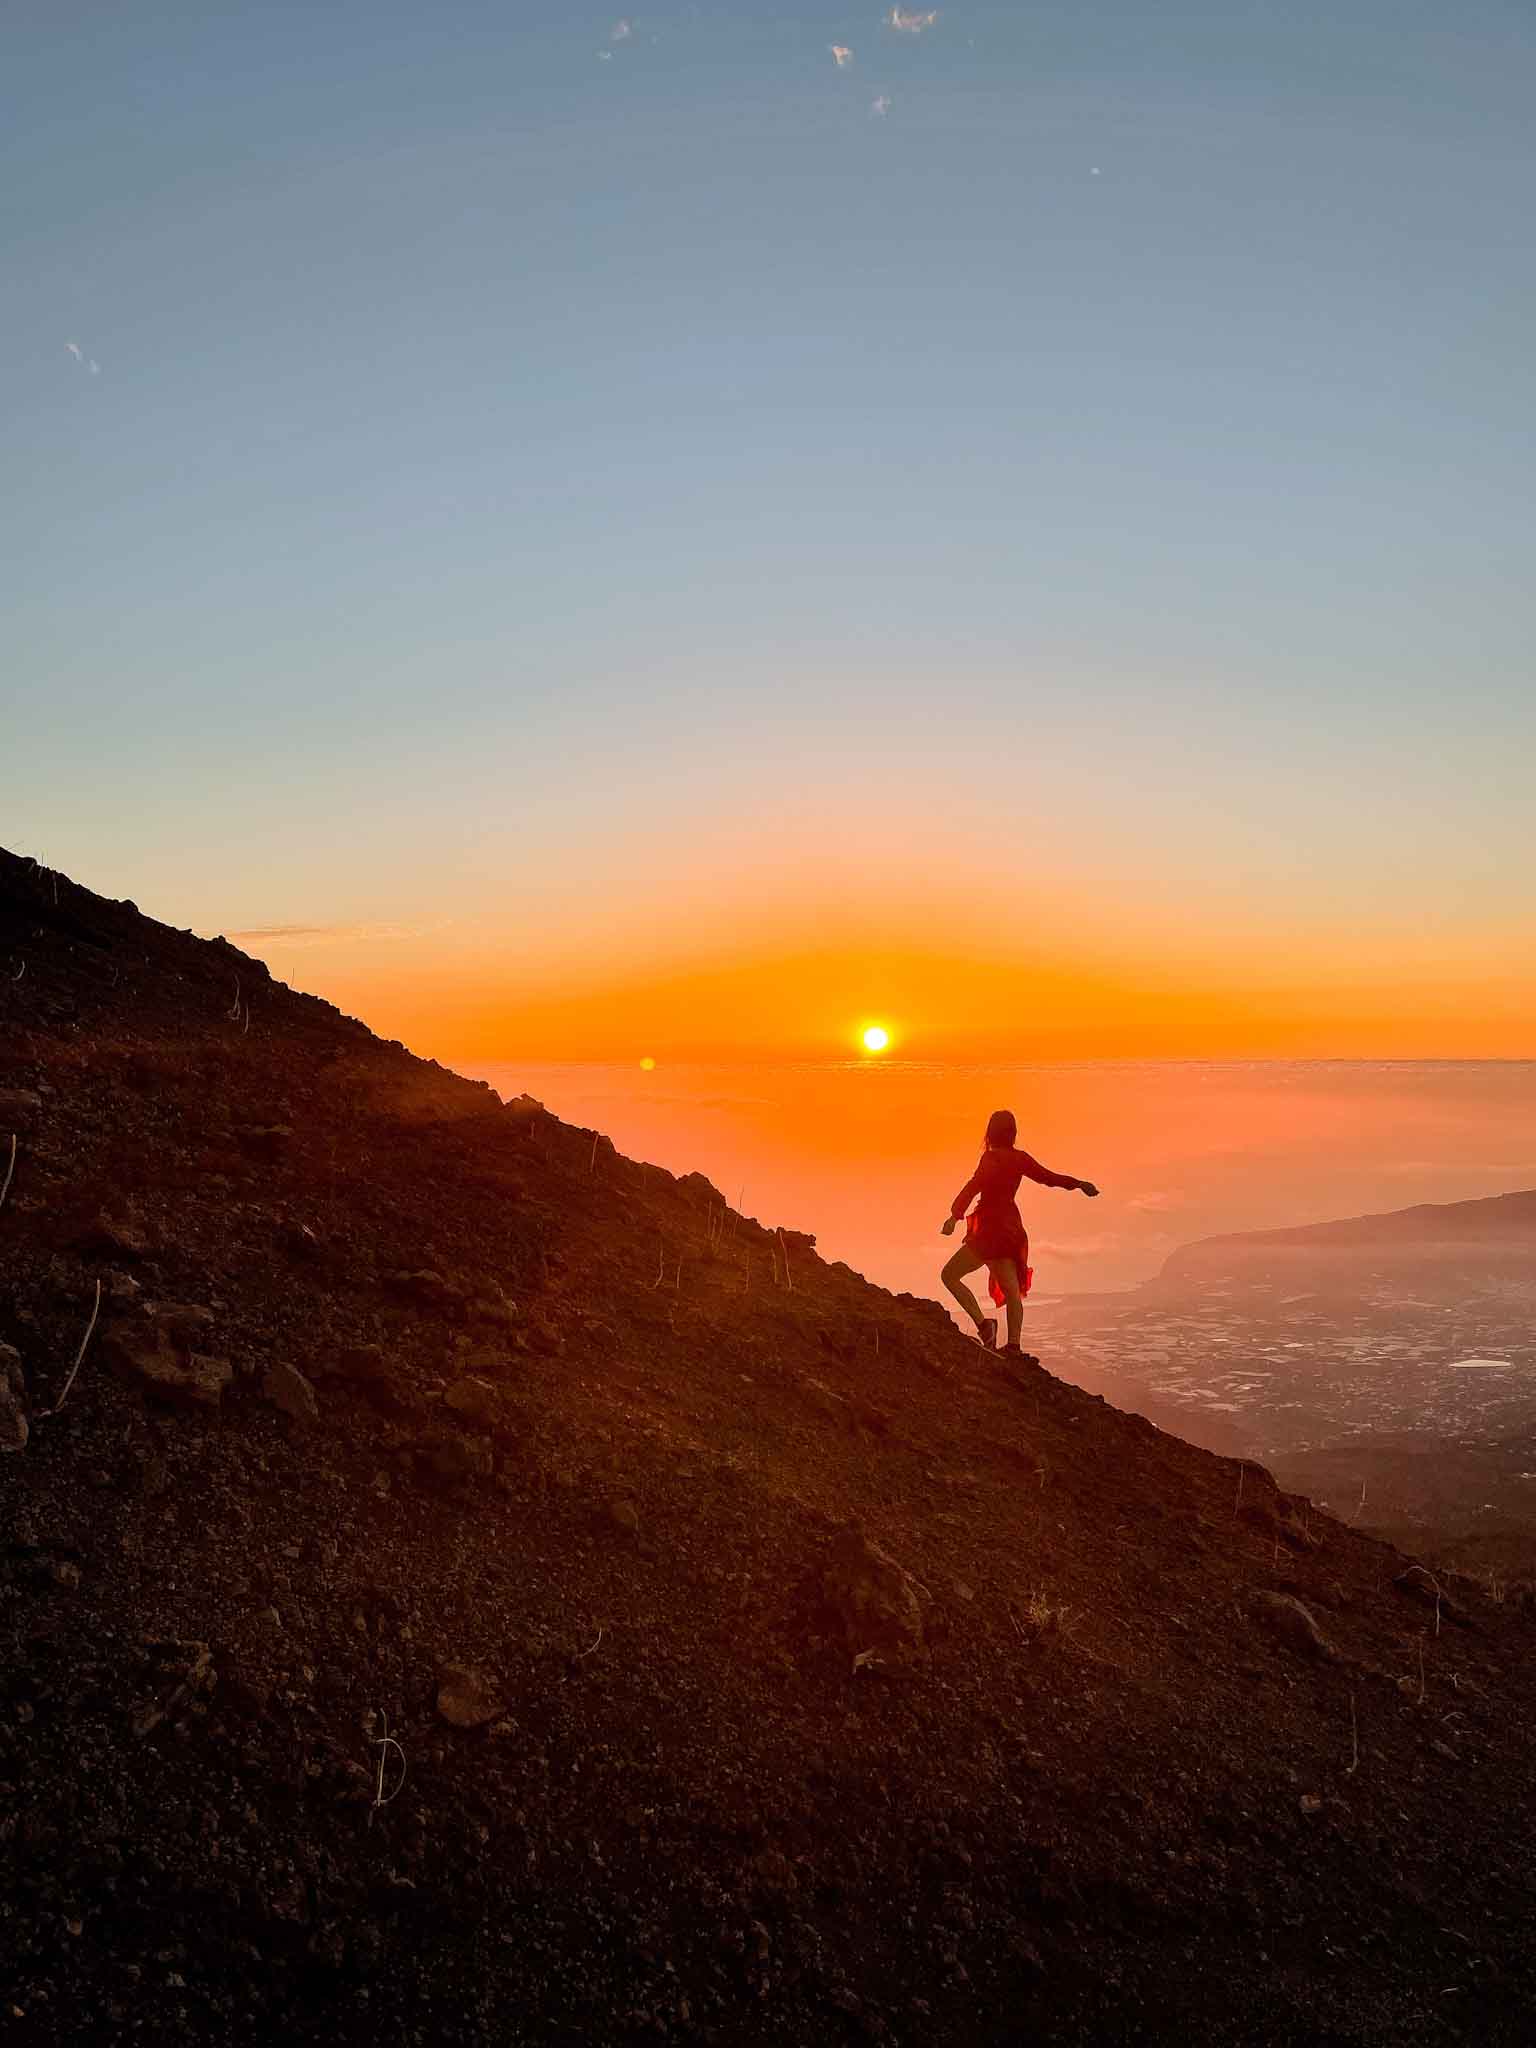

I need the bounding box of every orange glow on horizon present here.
[227,877,1536,1069]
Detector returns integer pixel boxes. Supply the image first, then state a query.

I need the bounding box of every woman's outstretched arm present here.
[1018,1152,1099,1196]
[945,1160,985,1223]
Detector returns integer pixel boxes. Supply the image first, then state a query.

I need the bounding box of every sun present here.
[860,1023,891,1055]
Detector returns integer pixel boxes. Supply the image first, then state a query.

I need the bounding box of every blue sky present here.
[4,2,1534,1049]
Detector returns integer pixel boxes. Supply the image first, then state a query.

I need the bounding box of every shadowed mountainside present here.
[4,845,1536,2045]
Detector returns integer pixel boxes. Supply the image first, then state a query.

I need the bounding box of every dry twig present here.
[777,1229,794,1292]
[51,1278,103,1416]
[370,1709,408,1820]
[0,1133,16,1213]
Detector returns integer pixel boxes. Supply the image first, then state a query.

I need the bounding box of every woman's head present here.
[984,1108,1017,1150]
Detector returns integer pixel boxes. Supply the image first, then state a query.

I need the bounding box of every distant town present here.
[1036,1190,1536,1573]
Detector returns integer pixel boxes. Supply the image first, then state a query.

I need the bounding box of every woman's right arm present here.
[947,1161,984,1221]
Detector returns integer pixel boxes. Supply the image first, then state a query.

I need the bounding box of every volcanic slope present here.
[3,846,1535,2047]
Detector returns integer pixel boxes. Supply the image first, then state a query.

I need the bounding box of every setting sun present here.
[861,1024,891,1054]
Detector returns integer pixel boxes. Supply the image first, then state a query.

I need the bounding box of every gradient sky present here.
[7,2,1534,1060]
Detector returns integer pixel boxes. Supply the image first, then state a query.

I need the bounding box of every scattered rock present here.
[152,1302,217,1348]
[388,1269,462,1309]
[437,1664,507,1728]
[822,1524,925,1662]
[1248,1591,1338,1662]
[608,1499,641,1535]
[421,1431,494,1484]
[524,1316,566,1358]
[329,1343,388,1383]
[0,1087,44,1121]
[60,1201,150,1260]
[0,1341,27,1451]
[132,1640,215,1736]
[264,1360,320,1425]
[279,1221,323,1262]
[468,1295,520,1329]
[1394,1568,1472,1630]
[443,1376,499,1427]
[100,1310,232,1410]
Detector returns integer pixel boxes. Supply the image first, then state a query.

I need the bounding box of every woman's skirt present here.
[966,1206,1034,1308]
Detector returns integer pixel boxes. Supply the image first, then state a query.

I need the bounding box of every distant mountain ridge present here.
[1159,1186,1536,1284]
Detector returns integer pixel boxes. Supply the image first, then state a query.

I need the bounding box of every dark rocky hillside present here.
[4,845,1536,2046]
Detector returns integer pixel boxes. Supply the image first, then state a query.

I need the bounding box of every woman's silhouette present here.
[941,1109,1098,1359]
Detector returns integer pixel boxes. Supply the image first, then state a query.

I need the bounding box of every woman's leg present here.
[989,1258,1024,1347]
[941,1245,989,1329]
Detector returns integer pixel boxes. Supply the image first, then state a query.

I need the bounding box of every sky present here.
[6,1,1535,1062]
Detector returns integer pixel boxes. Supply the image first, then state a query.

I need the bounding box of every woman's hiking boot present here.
[1000,1342,1040,1371]
[975,1316,998,1351]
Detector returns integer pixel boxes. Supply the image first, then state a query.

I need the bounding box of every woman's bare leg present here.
[941,1245,989,1329]
[989,1259,1024,1347]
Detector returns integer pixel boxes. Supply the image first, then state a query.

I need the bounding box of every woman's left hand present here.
[1078,1181,1100,1198]
[941,1216,957,1236]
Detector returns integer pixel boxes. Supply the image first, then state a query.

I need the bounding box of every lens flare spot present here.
[861,1024,891,1054]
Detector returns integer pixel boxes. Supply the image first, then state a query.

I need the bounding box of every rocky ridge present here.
[3,845,1536,2045]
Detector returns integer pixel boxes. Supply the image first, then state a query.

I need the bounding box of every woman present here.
[941,1109,1098,1359]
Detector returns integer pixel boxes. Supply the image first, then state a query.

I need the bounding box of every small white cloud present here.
[597,48,612,59]
[610,17,631,40]
[870,94,891,116]
[64,340,83,362]
[830,44,854,67]
[888,7,939,31]
[89,359,100,375]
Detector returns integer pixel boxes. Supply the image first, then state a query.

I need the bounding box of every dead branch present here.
[50,1277,103,1416]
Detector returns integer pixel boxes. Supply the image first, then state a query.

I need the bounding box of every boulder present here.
[437,1663,507,1729]
[1248,1591,1338,1662]
[821,1524,925,1663]
[100,1309,231,1410]
[264,1360,320,1425]
[0,1341,27,1451]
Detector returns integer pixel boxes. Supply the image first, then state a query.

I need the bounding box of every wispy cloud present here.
[1127,1191,1186,1213]
[224,921,431,950]
[64,340,83,362]
[609,17,631,40]
[830,44,854,68]
[870,94,892,117]
[63,340,100,374]
[888,7,939,31]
